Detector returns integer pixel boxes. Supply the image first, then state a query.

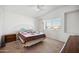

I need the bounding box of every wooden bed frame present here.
[17,33,46,47]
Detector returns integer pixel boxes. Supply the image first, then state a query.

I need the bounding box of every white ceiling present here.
[4,5,64,18]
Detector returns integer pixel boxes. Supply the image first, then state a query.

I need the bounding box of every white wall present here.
[35,18,44,32]
[0,8,2,39]
[0,6,5,47]
[0,6,36,36]
[36,6,79,42]
[4,11,36,35]
[0,6,4,42]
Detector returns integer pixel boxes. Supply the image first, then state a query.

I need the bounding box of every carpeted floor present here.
[0,38,64,53]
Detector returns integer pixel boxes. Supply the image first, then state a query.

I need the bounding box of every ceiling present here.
[4,5,64,18]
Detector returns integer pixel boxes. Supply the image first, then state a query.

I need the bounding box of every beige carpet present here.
[0,38,64,53]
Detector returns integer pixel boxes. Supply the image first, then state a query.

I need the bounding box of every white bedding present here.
[18,31,45,47]
[19,32,44,37]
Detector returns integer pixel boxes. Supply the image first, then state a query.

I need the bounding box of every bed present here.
[17,31,46,47]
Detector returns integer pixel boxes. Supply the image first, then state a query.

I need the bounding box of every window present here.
[43,18,63,30]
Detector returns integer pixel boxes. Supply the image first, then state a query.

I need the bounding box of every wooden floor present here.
[0,38,64,53]
[61,35,79,53]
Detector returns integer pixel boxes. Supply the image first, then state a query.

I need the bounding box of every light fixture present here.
[34,5,45,11]
[35,5,40,11]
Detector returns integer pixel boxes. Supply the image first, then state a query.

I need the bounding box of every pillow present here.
[20,28,36,34]
[20,28,27,32]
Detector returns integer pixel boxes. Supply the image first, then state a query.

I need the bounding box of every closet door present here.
[65,10,79,34]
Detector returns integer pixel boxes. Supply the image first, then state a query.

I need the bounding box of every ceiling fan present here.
[34,5,45,11]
